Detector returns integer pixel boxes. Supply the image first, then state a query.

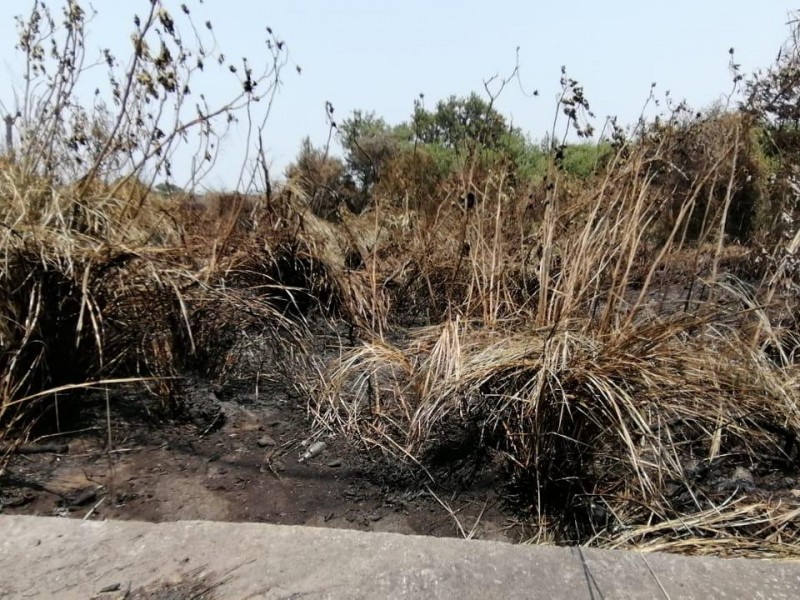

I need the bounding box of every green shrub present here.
[561,142,613,179]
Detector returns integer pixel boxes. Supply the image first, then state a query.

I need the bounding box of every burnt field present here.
[2,325,521,544]
[2,0,800,560]
[2,187,799,558]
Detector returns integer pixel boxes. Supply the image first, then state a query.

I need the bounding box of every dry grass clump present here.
[0,161,381,456]
[0,173,380,445]
[0,0,310,454]
[321,313,799,549]
[210,188,384,331]
[644,112,765,243]
[315,120,800,556]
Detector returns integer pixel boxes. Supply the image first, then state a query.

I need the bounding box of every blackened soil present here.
[0,379,523,544]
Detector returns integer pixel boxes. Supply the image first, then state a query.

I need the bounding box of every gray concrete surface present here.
[0,515,798,599]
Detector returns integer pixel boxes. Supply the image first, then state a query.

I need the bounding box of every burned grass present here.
[1,0,800,561]
[311,120,800,557]
[4,123,800,558]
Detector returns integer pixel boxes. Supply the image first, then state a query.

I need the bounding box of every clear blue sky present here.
[0,1,794,190]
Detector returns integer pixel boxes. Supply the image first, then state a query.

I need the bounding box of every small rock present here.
[327,459,343,468]
[257,436,276,448]
[368,512,383,522]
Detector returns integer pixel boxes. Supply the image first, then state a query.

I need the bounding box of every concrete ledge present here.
[0,516,798,599]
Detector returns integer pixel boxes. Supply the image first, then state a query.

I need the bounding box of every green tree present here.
[409,93,547,183]
[338,111,400,195]
[411,93,510,149]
